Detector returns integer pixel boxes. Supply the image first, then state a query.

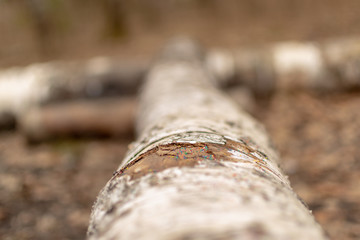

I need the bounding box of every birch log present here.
[206,36,360,95]
[2,36,360,129]
[0,57,147,128]
[19,97,136,142]
[87,39,327,240]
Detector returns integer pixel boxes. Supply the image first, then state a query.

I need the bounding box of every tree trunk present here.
[87,38,327,240]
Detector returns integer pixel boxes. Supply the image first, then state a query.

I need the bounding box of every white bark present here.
[206,36,360,94]
[0,57,147,128]
[88,39,327,240]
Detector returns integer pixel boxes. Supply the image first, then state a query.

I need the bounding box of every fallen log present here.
[207,36,360,95]
[2,36,360,130]
[19,97,136,142]
[0,56,147,129]
[87,38,327,240]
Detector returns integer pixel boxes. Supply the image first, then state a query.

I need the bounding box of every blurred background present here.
[2,0,360,67]
[1,0,360,239]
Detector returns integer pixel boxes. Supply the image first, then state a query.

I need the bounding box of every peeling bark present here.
[88,39,327,240]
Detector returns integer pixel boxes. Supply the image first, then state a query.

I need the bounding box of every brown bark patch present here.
[113,139,273,180]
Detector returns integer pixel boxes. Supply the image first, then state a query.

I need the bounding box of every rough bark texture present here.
[88,39,327,240]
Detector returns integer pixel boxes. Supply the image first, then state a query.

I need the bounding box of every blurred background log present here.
[19,97,136,142]
[207,36,360,95]
[1,36,360,134]
[0,56,147,130]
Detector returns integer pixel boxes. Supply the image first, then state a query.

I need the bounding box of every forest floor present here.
[1,0,360,239]
[0,91,359,240]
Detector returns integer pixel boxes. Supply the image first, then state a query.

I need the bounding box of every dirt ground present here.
[256,92,360,240]
[1,1,360,240]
